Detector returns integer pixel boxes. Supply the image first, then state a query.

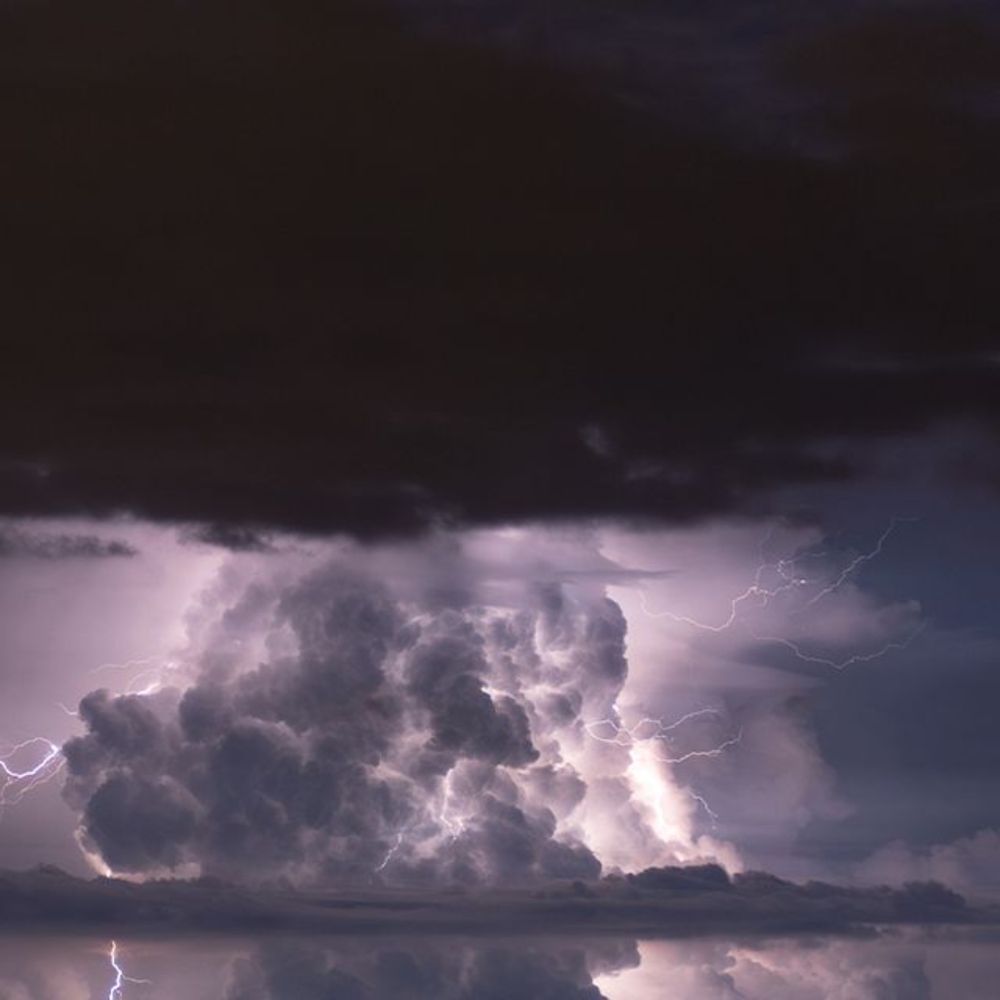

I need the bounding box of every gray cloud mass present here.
[0,525,136,560]
[0,862,989,936]
[61,562,620,885]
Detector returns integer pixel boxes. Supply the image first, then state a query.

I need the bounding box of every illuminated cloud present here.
[857,829,1000,902]
[4,514,937,888]
[61,553,631,884]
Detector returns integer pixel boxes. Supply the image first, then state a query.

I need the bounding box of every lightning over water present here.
[107,940,150,1000]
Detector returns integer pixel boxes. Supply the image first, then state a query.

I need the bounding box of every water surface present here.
[2,927,997,998]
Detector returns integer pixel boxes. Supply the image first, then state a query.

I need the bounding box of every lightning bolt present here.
[585,709,740,781]
[374,769,464,878]
[375,831,404,873]
[656,707,722,735]
[634,520,811,630]
[655,729,743,766]
[437,769,467,840]
[107,940,150,1000]
[637,517,920,671]
[638,573,784,633]
[90,655,180,698]
[2,656,180,829]
[584,706,740,840]
[640,518,912,631]
[0,737,65,819]
[797,516,915,611]
[687,789,719,825]
[751,622,926,670]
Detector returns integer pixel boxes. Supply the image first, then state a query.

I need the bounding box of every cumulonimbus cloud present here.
[61,556,643,885]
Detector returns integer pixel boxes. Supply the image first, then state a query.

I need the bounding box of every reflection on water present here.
[595,931,1000,1000]
[0,928,997,999]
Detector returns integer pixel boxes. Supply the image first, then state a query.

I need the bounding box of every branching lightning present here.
[637,569,786,633]
[597,517,922,848]
[585,707,722,748]
[751,622,927,670]
[90,654,180,698]
[585,708,741,764]
[2,654,180,830]
[585,708,740,830]
[797,517,914,611]
[655,730,743,766]
[0,520,923,888]
[372,769,468,879]
[107,940,150,1000]
[635,522,818,631]
[0,737,65,818]
[638,517,921,670]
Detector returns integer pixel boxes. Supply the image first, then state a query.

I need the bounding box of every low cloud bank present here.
[0,863,994,937]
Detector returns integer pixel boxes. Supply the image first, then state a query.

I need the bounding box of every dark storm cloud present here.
[182,524,278,553]
[1,862,994,936]
[0,526,136,559]
[1,0,999,538]
[60,561,613,885]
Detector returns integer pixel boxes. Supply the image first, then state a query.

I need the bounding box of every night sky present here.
[2,0,1000,996]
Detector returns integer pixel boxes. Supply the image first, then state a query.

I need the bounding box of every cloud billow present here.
[61,562,626,885]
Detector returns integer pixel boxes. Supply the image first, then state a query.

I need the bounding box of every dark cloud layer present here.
[0,526,136,560]
[182,524,279,553]
[1,0,999,538]
[0,863,993,937]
